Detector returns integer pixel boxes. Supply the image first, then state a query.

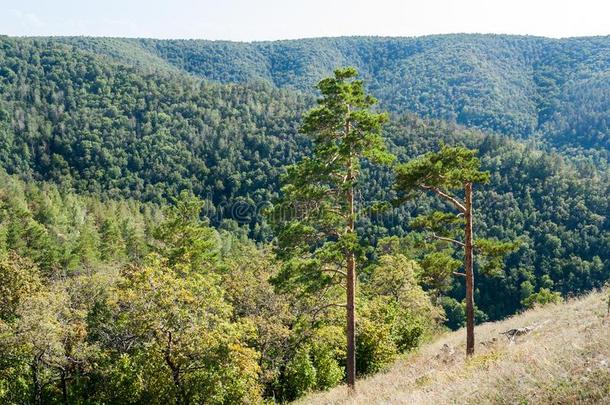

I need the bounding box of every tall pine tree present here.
[270,67,393,391]
[395,145,515,355]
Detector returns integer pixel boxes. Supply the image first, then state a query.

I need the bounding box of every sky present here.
[1,0,609,41]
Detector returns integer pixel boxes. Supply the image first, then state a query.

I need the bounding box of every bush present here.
[310,326,344,390]
[440,296,489,330]
[521,288,562,309]
[356,318,398,375]
[392,317,425,352]
[282,347,317,400]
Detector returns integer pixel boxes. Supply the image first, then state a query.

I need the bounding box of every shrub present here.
[521,287,562,309]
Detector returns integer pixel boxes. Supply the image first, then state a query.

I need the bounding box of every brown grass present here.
[296,290,610,404]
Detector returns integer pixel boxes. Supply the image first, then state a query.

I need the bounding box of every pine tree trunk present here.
[345,114,356,393]
[346,250,356,392]
[464,182,475,356]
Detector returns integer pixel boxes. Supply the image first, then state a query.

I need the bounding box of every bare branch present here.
[325,152,341,169]
[320,268,348,277]
[431,232,465,247]
[421,185,466,213]
[453,272,467,277]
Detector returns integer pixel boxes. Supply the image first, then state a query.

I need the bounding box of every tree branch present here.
[325,152,341,169]
[431,232,465,247]
[453,272,466,277]
[311,302,347,318]
[421,185,466,213]
[320,268,347,277]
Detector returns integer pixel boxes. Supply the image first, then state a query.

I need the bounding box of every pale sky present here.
[1,0,608,41]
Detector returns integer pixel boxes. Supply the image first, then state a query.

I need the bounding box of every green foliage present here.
[113,254,262,404]
[355,317,397,375]
[440,296,467,330]
[439,297,489,330]
[521,287,563,309]
[0,252,41,322]
[0,38,607,326]
[0,170,152,274]
[99,217,126,262]
[270,67,396,390]
[55,35,610,151]
[395,144,490,198]
[152,191,220,274]
[310,328,344,390]
[419,251,462,297]
[0,37,309,230]
[271,67,391,287]
[0,35,608,403]
[410,211,464,235]
[475,238,522,276]
[0,185,270,404]
[395,144,518,330]
[361,254,442,362]
[283,347,317,399]
[7,272,110,404]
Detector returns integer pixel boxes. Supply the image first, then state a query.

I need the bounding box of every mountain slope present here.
[298,291,610,404]
[0,36,608,321]
[55,34,610,151]
[0,37,310,208]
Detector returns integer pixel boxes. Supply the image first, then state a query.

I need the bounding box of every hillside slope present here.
[300,291,610,404]
[54,34,610,150]
[0,37,608,321]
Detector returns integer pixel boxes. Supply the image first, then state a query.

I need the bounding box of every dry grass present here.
[297,290,610,404]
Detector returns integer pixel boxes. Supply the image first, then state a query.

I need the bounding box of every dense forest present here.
[56,35,610,151]
[0,35,608,403]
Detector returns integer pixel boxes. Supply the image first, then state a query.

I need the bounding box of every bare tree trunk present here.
[345,115,356,393]
[464,182,475,356]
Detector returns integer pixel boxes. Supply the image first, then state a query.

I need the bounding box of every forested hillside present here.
[0,35,608,403]
[0,38,309,210]
[0,36,608,320]
[56,34,610,151]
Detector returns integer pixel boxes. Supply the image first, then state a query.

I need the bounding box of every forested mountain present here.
[0,35,608,403]
[0,35,608,318]
[55,34,610,151]
[0,37,310,209]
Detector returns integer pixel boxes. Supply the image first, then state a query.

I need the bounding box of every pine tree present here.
[394,145,515,355]
[270,67,393,391]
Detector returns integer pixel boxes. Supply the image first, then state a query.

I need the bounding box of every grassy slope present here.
[299,291,610,404]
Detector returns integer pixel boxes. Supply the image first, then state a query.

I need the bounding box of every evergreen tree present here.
[395,145,515,355]
[271,67,393,390]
